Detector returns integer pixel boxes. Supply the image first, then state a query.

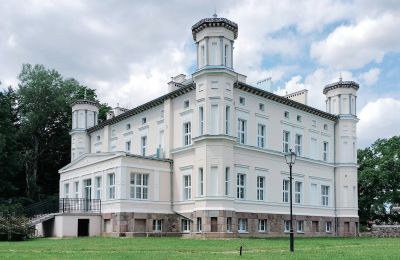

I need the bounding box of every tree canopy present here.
[358,136,400,225]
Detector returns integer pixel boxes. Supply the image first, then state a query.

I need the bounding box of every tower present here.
[323,79,360,234]
[70,100,100,161]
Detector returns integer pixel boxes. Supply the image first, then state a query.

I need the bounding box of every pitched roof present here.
[87,82,195,134]
[234,81,338,121]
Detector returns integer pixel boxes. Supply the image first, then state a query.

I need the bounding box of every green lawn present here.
[0,237,399,259]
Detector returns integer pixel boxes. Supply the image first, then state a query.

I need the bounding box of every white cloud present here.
[311,14,400,69]
[359,68,380,86]
[358,98,400,147]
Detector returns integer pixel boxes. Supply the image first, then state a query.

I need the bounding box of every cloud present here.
[359,68,380,86]
[310,14,400,69]
[358,98,400,147]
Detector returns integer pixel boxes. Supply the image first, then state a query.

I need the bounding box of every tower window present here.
[224,44,228,66]
[200,45,205,67]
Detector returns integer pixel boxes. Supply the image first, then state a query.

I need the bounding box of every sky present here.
[0,0,399,148]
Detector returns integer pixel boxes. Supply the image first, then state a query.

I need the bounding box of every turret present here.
[324,79,360,224]
[70,100,100,161]
[192,14,238,70]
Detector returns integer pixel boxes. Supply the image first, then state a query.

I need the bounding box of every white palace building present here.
[48,15,360,238]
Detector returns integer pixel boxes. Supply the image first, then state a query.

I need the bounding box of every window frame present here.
[258,219,267,232]
[238,218,248,232]
[257,124,266,148]
[236,173,246,199]
[153,219,163,232]
[323,141,329,162]
[108,173,115,199]
[199,168,204,197]
[282,130,290,153]
[257,176,265,201]
[183,122,192,146]
[130,173,149,200]
[237,118,247,144]
[321,185,330,206]
[95,176,102,200]
[295,181,303,204]
[282,179,289,203]
[295,134,302,156]
[141,136,147,156]
[297,220,304,233]
[183,175,192,200]
[199,106,204,135]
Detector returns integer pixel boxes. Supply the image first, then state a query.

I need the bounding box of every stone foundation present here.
[102,211,359,238]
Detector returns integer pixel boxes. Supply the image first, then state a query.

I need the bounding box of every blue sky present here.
[0,0,399,148]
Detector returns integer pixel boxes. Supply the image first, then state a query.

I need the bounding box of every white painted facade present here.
[59,15,359,237]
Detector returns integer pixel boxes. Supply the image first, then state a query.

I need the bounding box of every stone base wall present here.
[371,225,400,237]
[102,211,359,238]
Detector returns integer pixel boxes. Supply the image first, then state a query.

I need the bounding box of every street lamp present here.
[285,148,296,253]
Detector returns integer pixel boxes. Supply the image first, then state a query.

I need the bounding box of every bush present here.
[0,216,34,241]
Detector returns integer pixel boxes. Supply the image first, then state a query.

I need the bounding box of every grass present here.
[0,236,399,259]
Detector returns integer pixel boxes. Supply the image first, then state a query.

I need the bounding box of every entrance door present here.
[211,217,218,232]
[78,219,89,236]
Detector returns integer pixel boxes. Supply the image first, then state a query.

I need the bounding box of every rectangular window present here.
[282,179,289,203]
[257,124,266,148]
[130,173,149,199]
[200,45,205,67]
[182,219,190,232]
[324,124,328,130]
[239,96,246,105]
[284,111,289,118]
[297,220,304,233]
[183,175,192,200]
[283,131,290,153]
[258,219,266,232]
[295,181,302,204]
[295,134,302,156]
[183,122,192,146]
[312,221,319,232]
[125,141,131,153]
[227,217,232,232]
[84,179,92,200]
[95,176,101,200]
[225,167,230,196]
[142,117,147,124]
[74,181,79,198]
[64,183,69,198]
[238,218,247,232]
[311,137,318,159]
[199,168,204,197]
[297,115,302,122]
[257,176,265,201]
[237,119,246,144]
[153,219,162,232]
[160,109,164,119]
[224,44,228,66]
[236,173,246,199]
[323,142,329,161]
[211,42,217,64]
[211,104,219,134]
[284,220,290,232]
[141,136,147,156]
[126,123,131,130]
[184,100,190,109]
[199,106,204,135]
[312,120,316,127]
[326,221,332,233]
[321,185,330,206]
[310,183,318,205]
[225,106,230,135]
[108,174,115,199]
[259,103,265,111]
[197,217,202,232]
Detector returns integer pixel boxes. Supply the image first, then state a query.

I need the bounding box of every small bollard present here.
[239,245,243,256]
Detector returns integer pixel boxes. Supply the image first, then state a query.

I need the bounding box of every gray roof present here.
[71,99,100,108]
[323,80,359,94]
[191,17,238,41]
[87,82,195,134]
[235,81,338,121]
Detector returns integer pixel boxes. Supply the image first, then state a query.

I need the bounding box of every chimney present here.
[168,74,186,92]
[284,89,308,105]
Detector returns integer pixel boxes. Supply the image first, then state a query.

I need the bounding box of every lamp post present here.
[285,149,296,253]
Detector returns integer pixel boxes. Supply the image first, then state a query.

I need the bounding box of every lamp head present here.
[285,149,296,165]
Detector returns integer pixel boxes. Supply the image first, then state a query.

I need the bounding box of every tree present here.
[358,136,400,226]
[0,85,20,200]
[16,64,110,201]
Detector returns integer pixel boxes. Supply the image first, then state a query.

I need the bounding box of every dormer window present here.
[239,97,246,105]
[142,117,147,124]
[126,123,131,130]
[284,111,289,119]
[184,100,190,109]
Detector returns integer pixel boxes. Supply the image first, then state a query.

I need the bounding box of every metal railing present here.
[24,198,101,219]
[59,198,101,213]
